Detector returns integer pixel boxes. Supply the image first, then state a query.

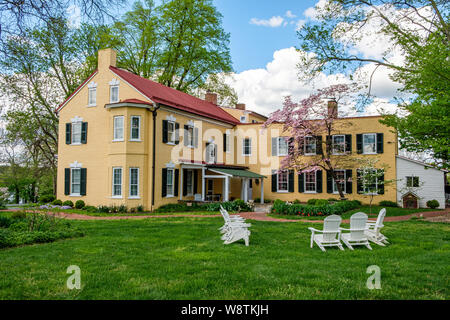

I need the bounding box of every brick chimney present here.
[98,48,117,71]
[205,92,218,105]
[327,99,338,118]
[236,103,246,110]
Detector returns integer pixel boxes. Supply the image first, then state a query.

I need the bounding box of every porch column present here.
[201,167,206,201]
[179,166,183,201]
[224,176,229,202]
[243,178,248,202]
[260,178,264,204]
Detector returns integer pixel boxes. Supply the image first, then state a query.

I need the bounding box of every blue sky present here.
[214,0,318,72]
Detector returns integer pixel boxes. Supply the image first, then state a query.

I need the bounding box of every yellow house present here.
[56,48,398,210]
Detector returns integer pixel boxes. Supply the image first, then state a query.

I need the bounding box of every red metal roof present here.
[110,66,239,125]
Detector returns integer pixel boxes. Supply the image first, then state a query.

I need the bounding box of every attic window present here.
[240,115,246,123]
[109,78,120,103]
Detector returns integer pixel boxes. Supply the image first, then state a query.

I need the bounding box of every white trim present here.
[159,106,235,128]
[166,114,176,122]
[167,120,176,144]
[109,78,120,86]
[70,167,82,196]
[110,84,120,103]
[71,121,82,144]
[88,87,97,107]
[277,137,288,156]
[129,167,140,198]
[129,116,141,141]
[70,161,82,168]
[362,133,377,154]
[88,81,97,88]
[276,170,289,193]
[186,120,195,127]
[112,167,123,197]
[71,116,83,123]
[304,170,317,193]
[166,161,176,169]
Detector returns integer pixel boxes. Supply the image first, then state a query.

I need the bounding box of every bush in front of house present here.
[38,194,56,204]
[426,200,440,209]
[52,199,63,206]
[271,199,361,217]
[154,202,208,213]
[83,205,97,213]
[75,200,85,209]
[307,199,319,205]
[205,199,253,212]
[62,200,74,208]
[0,212,84,249]
[379,200,398,207]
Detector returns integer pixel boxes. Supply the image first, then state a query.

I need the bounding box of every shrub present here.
[0,216,12,228]
[62,200,74,208]
[307,199,319,205]
[52,199,63,206]
[97,205,110,213]
[379,200,397,207]
[11,211,26,219]
[327,198,339,202]
[136,205,144,212]
[315,199,329,206]
[352,199,362,206]
[426,200,440,209]
[75,200,85,209]
[84,205,97,213]
[38,194,56,204]
[271,200,360,217]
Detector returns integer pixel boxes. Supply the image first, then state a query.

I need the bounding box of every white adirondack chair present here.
[219,206,251,246]
[365,208,389,246]
[308,215,344,252]
[340,212,372,250]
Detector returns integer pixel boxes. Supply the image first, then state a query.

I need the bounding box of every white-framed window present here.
[406,176,419,188]
[304,136,316,155]
[206,143,217,164]
[130,116,141,141]
[278,137,288,156]
[166,168,174,197]
[363,133,377,154]
[224,133,230,152]
[110,85,119,103]
[243,138,252,156]
[71,168,81,195]
[333,169,346,194]
[305,171,316,192]
[71,122,82,144]
[186,169,194,195]
[240,115,247,123]
[277,170,289,192]
[332,135,346,155]
[186,125,194,147]
[113,116,124,141]
[167,121,175,144]
[129,167,139,198]
[112,167,122,197]
[88,87,96,106]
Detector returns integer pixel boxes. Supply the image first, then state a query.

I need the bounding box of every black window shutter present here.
[357,170,363,194]
[174,169,179,197]
[183,169,187,196]
[193,170,198,193]
[298,172,304,193]
[378,169,385,194]
[377,133,384,153]
[271,172,277,192]
[81,122,88,144]
[175,123,180,145]
[316,136,323,154]
[316,170,323,193]
[80,168,87,195]
[345,169,352,194]
[184,125,189,146]
[64,168,70,195]
[288,170,294,192]
[356,134,363,154]
[326,170,333,194]
[345,134,352,153]
[66,123,71,144]
[162,120,168,143]
[223,133,226,152]
[162,168,167,197]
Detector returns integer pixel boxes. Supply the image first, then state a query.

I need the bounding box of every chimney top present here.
[98,48,117,71]
[236,103,246,110]
[327,99,338,118]
[205,92,218,105]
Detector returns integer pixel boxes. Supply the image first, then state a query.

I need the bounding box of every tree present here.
[297,0,450,168]
[354,157,394,213]
[264,84,358,200]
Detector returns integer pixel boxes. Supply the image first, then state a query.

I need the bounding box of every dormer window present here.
[109,78,120,103]
[240,115,247,123]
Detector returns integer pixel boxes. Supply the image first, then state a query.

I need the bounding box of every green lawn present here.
[269,206,441,220]
[0,214,448,299]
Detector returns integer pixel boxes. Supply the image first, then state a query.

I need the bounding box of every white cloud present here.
[295,19,306,31]
[285,10,297,18]
[250,16,284,28]
[225,47,403,117]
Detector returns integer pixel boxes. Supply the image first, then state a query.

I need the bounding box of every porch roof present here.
[208,167,266,179]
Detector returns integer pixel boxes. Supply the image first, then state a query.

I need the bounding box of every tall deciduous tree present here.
[297,0,449,169]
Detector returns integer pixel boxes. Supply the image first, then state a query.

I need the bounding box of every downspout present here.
[151,102,160,212]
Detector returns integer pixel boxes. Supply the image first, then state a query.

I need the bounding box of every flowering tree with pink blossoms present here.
[264,84,358,200]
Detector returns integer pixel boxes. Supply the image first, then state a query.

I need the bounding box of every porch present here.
[178,162,266,204]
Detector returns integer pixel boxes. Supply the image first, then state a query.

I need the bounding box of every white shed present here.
[396,156,446,209]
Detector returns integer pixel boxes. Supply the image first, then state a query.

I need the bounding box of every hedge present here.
[271,200,361,217]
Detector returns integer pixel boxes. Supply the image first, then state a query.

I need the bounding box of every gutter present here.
[151,102,160,211]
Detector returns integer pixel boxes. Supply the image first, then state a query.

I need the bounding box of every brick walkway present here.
[5,208,446,223]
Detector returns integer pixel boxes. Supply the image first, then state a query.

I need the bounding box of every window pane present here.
[113,168,122,196]
[72,122,82,144]
[278,138,288,155]
[305,136,316,154]
[71,169,81,194]
[111,86,119,102]
[131,117,140,140]
[278,171,288,191]
[305,171,316,191]
[363,134,376,153]
[114,117,124,140]
[333,171,345,193]
[89,88,96,105]
[333,136,345,154]
[168,122,175,143]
